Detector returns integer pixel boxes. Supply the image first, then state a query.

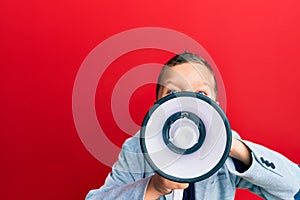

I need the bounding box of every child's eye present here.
[168,90,178,95]
[196,91,207,96]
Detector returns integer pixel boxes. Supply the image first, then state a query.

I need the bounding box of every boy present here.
[86,52,300,199]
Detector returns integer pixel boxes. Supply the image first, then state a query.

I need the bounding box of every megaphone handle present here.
[172,189,184,200]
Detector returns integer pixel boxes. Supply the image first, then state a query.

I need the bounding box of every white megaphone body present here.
[140,91,232,199]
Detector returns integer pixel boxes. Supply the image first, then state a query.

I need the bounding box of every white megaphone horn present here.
[140,91,232,199]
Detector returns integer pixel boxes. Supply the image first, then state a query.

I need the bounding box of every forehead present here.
[159,62,215,88]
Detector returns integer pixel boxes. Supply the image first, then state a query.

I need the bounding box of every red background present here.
[1,0,300,199]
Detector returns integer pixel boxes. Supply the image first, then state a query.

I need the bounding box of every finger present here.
[172,182,189,190]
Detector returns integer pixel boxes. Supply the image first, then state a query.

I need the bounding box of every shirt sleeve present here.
[227,131,300,199]
[85,134,156,200]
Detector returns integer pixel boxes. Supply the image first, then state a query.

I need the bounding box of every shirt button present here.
[270,162,275,169]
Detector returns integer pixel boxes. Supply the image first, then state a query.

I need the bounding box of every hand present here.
[229,137,252,167]
[145,174,189,200]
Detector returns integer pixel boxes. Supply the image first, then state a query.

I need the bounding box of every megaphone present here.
[140,91,232,199]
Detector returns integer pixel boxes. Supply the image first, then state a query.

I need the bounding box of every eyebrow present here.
[160,81,181,91]
[161,79,211,92]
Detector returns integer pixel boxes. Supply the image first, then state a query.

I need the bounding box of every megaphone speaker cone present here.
[140,91,232,183]
[162,111,206,155]
[172,122,198,149]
